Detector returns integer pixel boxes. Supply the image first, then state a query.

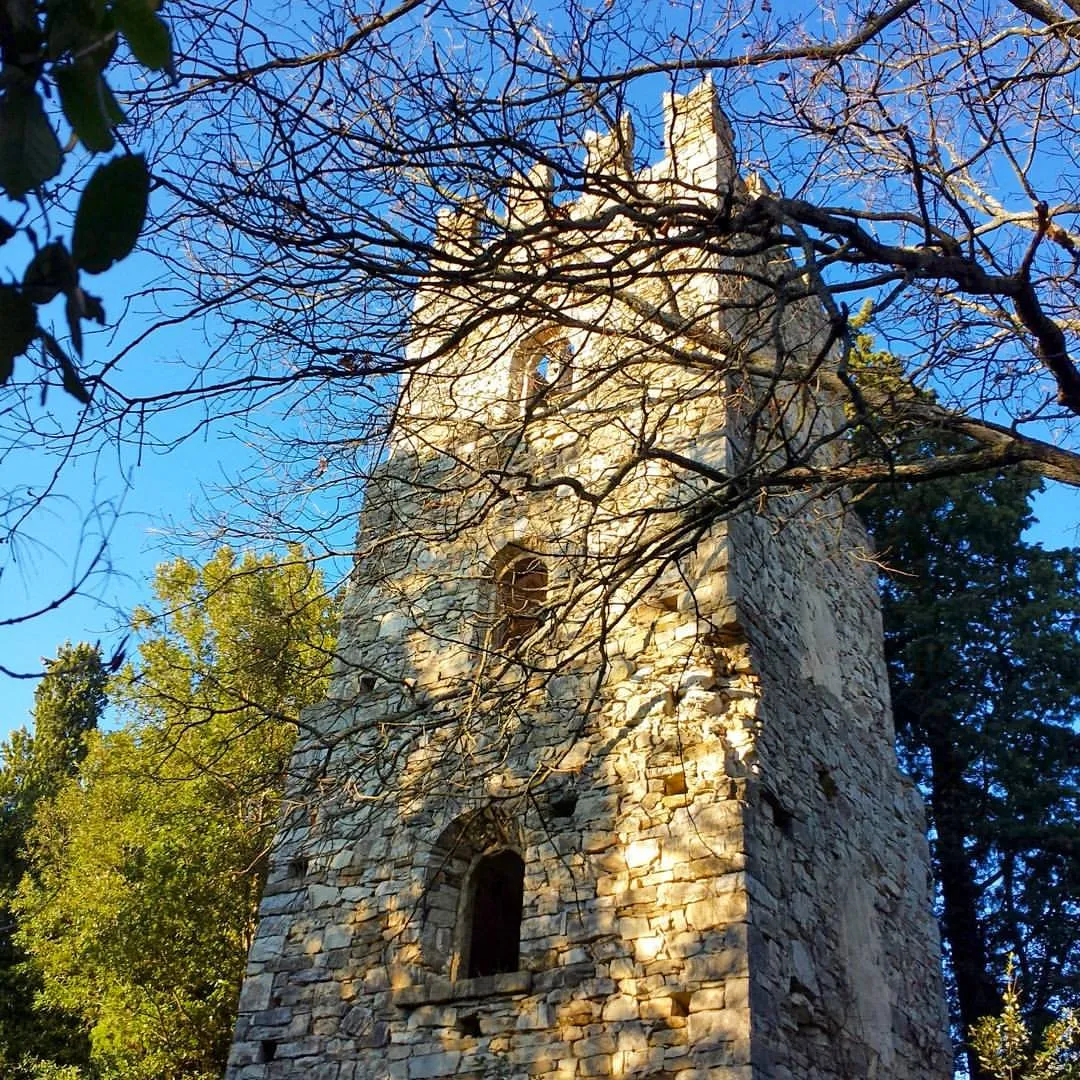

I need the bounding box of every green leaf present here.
[0,86,64,198]
[46,0,114,62]
[55,63,116,153]
[102,80,126,126]
[41,331,91,403]
[66,292,84,356]
[0,285,37,382]
[111,0,172,71]
[83,291,106,324]
[72,154,149,273]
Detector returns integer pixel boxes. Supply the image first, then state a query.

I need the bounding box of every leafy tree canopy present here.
[14,548,338,1080]
[0,643,106,1079]
[971,960,1080,1080]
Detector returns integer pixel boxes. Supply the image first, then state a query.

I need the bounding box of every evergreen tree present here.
[0,643,107,1078]
[14,549,338,1080]
[861,461,1080,1075]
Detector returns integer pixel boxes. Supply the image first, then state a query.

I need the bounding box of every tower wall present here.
[227,83,952,1080]
[727,503,952,1077]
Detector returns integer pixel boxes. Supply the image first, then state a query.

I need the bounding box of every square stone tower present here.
[227,83,952,1080]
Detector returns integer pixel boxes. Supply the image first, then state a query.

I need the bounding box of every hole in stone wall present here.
[549,790,578,818]
[670,991,692,1017]
[459,1013,482,1037]
[663,771,688,796]
[762,789,794,834]
[817,767,838,800]
[258,1040,278,1062]
[287,856,309,878]
[359,675,377,693]
[656,592,680,612]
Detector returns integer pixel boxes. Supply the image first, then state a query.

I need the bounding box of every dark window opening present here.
[465,850,525,978]
[495,556,547,649]
[258,1040,278,1062]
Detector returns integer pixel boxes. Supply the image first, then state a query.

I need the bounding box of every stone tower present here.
[227,82,953,1080]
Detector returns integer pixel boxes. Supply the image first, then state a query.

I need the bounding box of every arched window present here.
[507,332,573,413]
[495,555,547,649]
[462,850,525,978]
[420,810,525,980]
[527,337,573,397]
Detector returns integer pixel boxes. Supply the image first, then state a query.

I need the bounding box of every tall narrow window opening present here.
[421,809,522,978]
[463,850,525,978]
[496,556,547,648]
[508,332,574,413]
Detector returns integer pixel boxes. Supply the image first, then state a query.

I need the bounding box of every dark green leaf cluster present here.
[0,0,170,396]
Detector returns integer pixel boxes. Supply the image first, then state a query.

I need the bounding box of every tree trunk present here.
[925,722,1000,1080]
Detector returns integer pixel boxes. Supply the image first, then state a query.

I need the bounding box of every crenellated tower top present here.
[401,78,747,453]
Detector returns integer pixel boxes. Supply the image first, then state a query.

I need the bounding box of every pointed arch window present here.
[420,810,526,983]
[527,337,573,397]
[508,332,574,413]
[495,555,547,649]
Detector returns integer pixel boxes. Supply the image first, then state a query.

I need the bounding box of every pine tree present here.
[861,462,1080,1075]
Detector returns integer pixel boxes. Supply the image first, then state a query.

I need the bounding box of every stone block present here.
[683,949,745,982]
[600,996,638,1022]
[237,972,275,1013]
[689,987,725,1012]
[684,892,746,930]
[516,1003,555,1030]
[573,1034,616,1057]
[577,1054,612,1077]
[407,1051,461,1078]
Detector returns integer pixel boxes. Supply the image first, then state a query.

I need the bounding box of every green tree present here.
[971,959,1080,1080]
[14,548,338,1080]
[0,643,107,1078]
[861,461,1080,1075]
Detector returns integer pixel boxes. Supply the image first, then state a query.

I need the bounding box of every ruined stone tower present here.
[227,82,953,1080]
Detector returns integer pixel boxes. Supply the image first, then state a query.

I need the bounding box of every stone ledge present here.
[392,971,533,1007]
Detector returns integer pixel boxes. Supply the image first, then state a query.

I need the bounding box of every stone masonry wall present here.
[227,80,951,1080]
[727,502,953,1078]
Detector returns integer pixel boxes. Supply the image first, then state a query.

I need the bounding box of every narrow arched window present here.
[495,556,547,648]
[507,332,573,413]
[463,850,525,978]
